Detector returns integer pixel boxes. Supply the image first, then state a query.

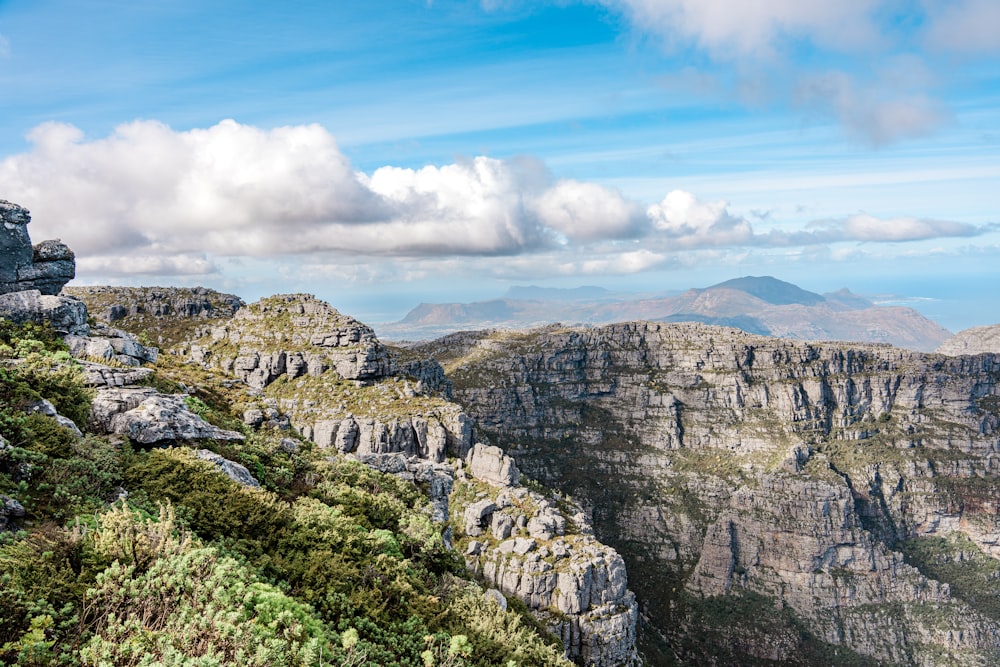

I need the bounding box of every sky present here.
[1,0,998,331]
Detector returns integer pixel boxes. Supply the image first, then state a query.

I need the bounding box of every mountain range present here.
[380,276,952,351]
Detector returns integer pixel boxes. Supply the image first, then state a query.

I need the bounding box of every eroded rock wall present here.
[418,322,1000,665]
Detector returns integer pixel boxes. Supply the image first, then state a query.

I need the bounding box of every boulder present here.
[0,200,75,295]
[93,391,245,446]
[195,449,260,488]
[466,443,519,487]
[0,290,89,336]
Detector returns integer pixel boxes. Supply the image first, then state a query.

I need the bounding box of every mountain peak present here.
[707,275,825,306]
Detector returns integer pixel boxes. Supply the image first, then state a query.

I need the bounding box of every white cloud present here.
[646,190,753,248]
[0,119,651,272]
[2,119,993,283]
[808,214,983,243]
[529,180,645,242]
[0,34,10,58]
[794,68,948,146]
[77,254,218,276]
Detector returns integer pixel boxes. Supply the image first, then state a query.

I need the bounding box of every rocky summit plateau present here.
[4,197,1000,666]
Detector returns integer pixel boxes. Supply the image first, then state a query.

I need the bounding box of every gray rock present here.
[466,443,519,487]
[195,449,260,487]
[78,361,155,388]
[0,290,89,336]
[0,200,75,295]
[484,588,507,610]
[464,499,497,537]
[278,438,299,453]
[65,326,158,367]
[96,392,244,445]
[1,495,27,531]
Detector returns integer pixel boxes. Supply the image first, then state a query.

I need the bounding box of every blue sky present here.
[1,0,998,330]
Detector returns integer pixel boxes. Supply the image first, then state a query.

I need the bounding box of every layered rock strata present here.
[185,294,470,461]
[416,322,1000,665]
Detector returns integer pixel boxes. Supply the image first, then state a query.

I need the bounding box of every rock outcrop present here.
[90,387,244,446]
[417,321,1000,665]
[454,465,639,666]
[0,200,75,296]
[178,293,640,665]
[63,285,245,348]
[185,294,473,462]
[0,289,89,336]
[937,324,1000,356]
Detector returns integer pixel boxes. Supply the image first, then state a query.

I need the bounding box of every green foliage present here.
[898,534,1000,620]
[0,315,575,667]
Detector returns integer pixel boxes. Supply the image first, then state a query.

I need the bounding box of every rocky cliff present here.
[412,322,1000,665]
[175,294,640,665]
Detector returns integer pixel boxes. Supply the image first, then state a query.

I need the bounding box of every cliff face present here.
[178,294,640,665]
[412,322,1000,665]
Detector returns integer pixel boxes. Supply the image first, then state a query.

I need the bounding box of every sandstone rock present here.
[464,499,497,537]
[65,325,159,367]
[78,361,155,388]
[937,324,1000,356]
[0,290,89,336]
[25,399,83,437]
[354,452,456,523]
[94,392,245,445]
[195,449,260,487]
[484,588,507,610]
[455,477,639,666]
[466,443,520,487]
[425,320,1000,663]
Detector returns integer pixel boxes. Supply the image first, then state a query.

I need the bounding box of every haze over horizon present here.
[1,1,998,332]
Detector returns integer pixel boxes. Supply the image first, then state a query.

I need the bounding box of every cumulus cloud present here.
[530,180,645,242]
[0,120,652,270]
[646,190,753,248]
[2,119,993,283]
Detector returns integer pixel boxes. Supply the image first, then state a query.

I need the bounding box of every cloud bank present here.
[1,119,992,279]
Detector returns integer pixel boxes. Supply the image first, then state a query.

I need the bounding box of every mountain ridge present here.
[382,275,951,351]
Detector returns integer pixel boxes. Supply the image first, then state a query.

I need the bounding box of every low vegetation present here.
[0,322,570,666]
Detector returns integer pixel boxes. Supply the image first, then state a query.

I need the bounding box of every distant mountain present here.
[936,324,1000,356]
[400,299,516,325]
[708,276,825,306]
[380,276,952,351]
